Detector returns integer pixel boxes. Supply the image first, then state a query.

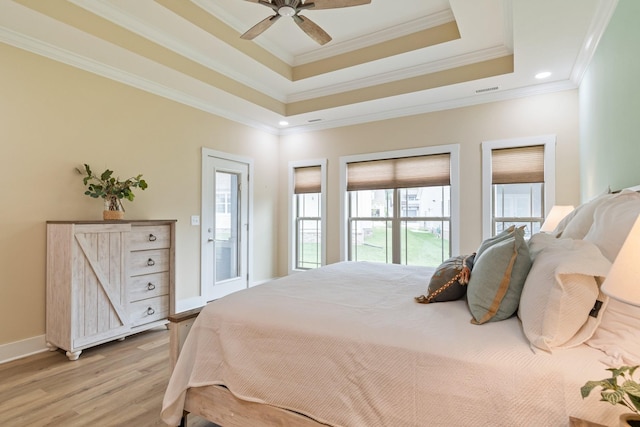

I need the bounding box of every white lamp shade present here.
[540,205,575,233]
[601,215,640,307]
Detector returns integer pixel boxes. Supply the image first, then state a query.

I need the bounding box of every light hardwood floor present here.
[0,327,216,427]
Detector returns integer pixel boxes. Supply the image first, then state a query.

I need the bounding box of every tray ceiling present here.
[0,0,616,134]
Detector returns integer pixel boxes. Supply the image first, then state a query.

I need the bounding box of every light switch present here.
[190,215,200,226]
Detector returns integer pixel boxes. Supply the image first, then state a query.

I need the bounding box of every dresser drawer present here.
[129,272,169,302]
[129,296,168,327]
[129,249,169,276]
[129,225,171,251]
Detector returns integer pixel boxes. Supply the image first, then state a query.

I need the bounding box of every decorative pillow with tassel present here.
[415,254,475,303]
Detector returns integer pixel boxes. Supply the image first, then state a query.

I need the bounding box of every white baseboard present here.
[0,334,48,365]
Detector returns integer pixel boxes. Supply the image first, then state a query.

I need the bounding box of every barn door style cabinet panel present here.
[46,220,176,360]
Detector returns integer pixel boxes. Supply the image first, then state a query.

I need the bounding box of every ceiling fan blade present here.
[241,15,281,40]
[293,15,331,45]
[305,0,371,10]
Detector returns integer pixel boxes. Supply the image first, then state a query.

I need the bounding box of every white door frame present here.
[201,147,253,302]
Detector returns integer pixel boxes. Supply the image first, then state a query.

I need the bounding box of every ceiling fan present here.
[241,0,372,45]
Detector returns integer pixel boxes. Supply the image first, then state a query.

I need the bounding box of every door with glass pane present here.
[202,154,249,301]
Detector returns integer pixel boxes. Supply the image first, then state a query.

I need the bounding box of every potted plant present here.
[77,163,148,220]
[582,365,640,427]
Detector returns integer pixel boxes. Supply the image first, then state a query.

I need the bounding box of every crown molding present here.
[0,0,601,137]
[502,0,514,52]
[70,0,288,103]
[1,22,575,137]
[293,10,455,66]
[0,25,280,135]
[287,45,512,102]
[570,0,618,85]
[279,80,578,135]
[0,19,583,139]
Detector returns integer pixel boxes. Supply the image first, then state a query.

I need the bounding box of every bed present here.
[162,189,640,427]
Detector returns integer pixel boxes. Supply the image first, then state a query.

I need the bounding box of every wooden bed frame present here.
[168,309,327,427]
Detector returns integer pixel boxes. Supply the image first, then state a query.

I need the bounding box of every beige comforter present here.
[161,261,623,426]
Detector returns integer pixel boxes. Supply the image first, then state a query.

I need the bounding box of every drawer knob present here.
[147,258,155,266]
[147,282,156,291]
[146,307,155,315]
[148,234,157,242]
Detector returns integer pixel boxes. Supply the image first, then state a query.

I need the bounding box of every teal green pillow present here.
[475,225,516,260]
[467,227,532,324]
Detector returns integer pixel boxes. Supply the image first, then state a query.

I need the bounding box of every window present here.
[340,146,460,267]
[482,136,556,239]
[289,160,327,272]
[215,189,231,214]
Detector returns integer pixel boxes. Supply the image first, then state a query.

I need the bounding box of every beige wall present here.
[0,43,280,346]
[0,40,582,350]
[278,90,581,274]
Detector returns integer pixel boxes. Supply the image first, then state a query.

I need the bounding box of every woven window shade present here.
[294,166,322,194]
[492,145,544,184]
[347,153,450,191]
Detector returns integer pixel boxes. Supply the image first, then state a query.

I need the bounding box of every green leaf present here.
[629,394,640,413]
[623,381,640,398]
[602,389,625,405]
[582,380,610,398]
[584,366,640,414]
[79,164,147,204]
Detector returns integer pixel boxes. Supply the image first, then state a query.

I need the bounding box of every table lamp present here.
[540,205,575,233]
[601,215,640,307]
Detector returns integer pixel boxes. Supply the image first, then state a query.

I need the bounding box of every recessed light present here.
[535,71,552,79]
[279,120,289,126]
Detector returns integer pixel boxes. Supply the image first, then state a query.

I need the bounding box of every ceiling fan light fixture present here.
[278,6,296,17]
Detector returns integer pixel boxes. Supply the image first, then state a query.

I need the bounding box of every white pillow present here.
[586,299,640,366]
[519,236,610,352]
[557,192,614,239]
[583,190,640,262]
[527,232,557,261]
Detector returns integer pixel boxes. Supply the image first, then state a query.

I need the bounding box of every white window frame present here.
[481,135,556,240]
[339,145,460,262]
[288,159,327,274]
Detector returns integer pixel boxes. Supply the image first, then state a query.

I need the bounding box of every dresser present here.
[45,220,176,360]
